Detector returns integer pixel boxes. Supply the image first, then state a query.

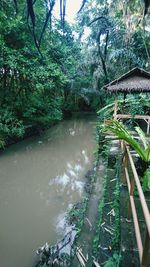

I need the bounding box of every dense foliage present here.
[0,0,150,148]
[77,0,150,84]
[0,1,81,147]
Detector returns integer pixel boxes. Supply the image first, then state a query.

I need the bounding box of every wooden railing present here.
[116,114,150,134]
[121,141,150,267]
[112,100,150,134]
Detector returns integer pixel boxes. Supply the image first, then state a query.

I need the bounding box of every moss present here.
[92,140,110,256]
[67,198,88,235]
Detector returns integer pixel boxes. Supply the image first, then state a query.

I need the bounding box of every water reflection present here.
[49,160,85,192]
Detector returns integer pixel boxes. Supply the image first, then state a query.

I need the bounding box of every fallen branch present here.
[99,245,108,251]
[93,259,101,267]
[107,209,115,216]
[77,247,87,263]
[101,222,105,227]
[103,227,113,235]
[85,217,92,230]
[110,178,117,182]
[104,201,113,205]
[76,251,86,267]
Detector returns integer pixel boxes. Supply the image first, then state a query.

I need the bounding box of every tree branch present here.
[78,0,88,13]
[104,30,109,62]
[88,16,109,26]
[38,0,56,47]
[97,30,108,82]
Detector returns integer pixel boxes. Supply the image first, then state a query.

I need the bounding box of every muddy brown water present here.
[0,114,96,267]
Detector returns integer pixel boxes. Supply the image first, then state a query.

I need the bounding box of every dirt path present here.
[72,158,106,267]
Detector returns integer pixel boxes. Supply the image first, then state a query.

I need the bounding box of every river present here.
[0,114,96,267]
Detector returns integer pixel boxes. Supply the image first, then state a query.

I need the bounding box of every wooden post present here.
[113,98,118,120]
[120,140,124,152]
[121,151,128,185]
[127,175,135,219]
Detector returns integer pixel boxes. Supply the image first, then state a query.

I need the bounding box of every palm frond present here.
[135,126,149,149]
[103,120,150,162]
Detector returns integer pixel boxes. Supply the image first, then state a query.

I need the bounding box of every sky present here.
[53,0,91,41]
[54,0,83,23]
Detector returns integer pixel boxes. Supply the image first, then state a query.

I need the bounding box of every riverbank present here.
[0,112,96,150]
[67,135,121,267]
[70,131,150,267]
[92,139,121,266]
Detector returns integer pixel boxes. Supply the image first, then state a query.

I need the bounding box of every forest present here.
[0,1,150,267]
[0,0,150,148]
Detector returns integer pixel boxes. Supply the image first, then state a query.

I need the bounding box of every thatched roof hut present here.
[104,67,150,93]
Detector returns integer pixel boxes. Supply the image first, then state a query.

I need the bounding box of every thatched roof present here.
[104,67,150,93]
